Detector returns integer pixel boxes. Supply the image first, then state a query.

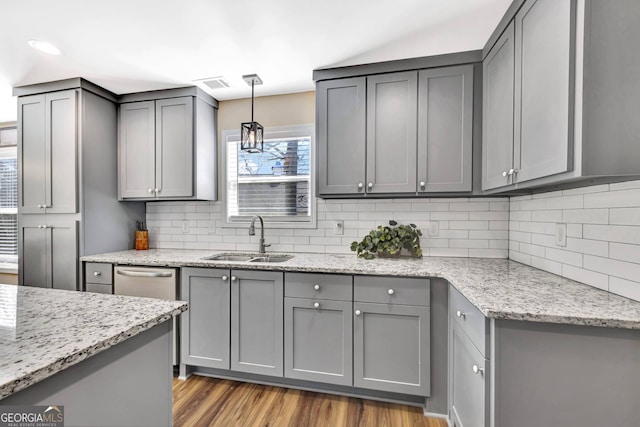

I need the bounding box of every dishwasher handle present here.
[116,269,173,278]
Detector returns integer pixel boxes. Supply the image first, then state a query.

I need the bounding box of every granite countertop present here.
[0,284,187,400]
[82,249,640,330]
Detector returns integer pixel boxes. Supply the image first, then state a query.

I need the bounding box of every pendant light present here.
[240,74,264,153]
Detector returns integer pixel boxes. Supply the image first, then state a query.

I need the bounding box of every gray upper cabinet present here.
[316,61,477,198]
[18,90,77,214]
[119,101,155,199]
[513,0,574,183]
[118,88,217,201]
[231,270,284,377]
[317,78,366,195]
[366,71,417,194]
[482,21,516,191]
[418,66,473,192]
[180,268,230,370]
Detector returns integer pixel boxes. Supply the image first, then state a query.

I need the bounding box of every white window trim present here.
[221,124,317,229]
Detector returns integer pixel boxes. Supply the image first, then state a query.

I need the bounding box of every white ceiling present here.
[0,0,511,123]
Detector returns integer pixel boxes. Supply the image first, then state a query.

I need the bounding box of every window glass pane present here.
[0,146,17,259]
[227,136,311,221]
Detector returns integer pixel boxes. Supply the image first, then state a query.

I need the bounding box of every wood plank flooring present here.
[173,375,448,427]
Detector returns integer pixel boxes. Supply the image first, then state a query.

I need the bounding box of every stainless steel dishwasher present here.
[114,266,178,365]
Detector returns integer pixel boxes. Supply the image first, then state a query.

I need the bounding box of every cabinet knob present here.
[387,289,394,295]
[456,310,466,319]
[154,188,160,193]
[314,284,320,291]
[222,275,228,281]
[502,171,508,177]
[148,188,153,193]
[508,168,515,176]
[93,271,101,277]
[355,309,361,316]
[367,182,373,189]
[37,204,44,209]
[419,181,426,189]
[231,276,237,281]
[357,183,364,190]
[472,364,484,375]
[314,302,320,309]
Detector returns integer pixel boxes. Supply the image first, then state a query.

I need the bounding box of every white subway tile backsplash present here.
[509,179,640,302]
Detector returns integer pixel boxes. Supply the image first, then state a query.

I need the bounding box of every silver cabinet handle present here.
[38,225,44,229]
[38,204,44,209]
[116,270,173,278]
[314,284,320,291]
[355,309,361,316]
[154,188,160,193]
[367,182,373,189]
[38,225,51,229]
[419,181,426,189]
[93,271,102,277]
[314,302,320,309]
[357,183,364,190]
[508,168,518,176]
[222,275,228,281]
[502,171,508,177]
[148,188,153,193]
[456,310,466,319]
[473,364,484,375]
[231,276,237,281]
[388,289,394,295]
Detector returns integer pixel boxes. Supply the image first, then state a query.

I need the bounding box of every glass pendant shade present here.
[240,121,264,153]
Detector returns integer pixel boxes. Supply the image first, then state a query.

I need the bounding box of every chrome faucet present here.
[249,215,271,254]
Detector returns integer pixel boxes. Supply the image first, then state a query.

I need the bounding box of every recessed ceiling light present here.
[27,40,61,55]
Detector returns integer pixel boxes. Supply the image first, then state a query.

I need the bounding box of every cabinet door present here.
[483,21,516,190]
[450,322,488,427]
[417,65,473,192]
[45,90,78,214]
[284,298,352,386]
[180,268,230,369]
[19,219,48,287]
[353,302,430,395]
[119,101,155,199]
[48,219,78,291]
[317,78,366,195]
[514,0,575,183]
[366,72,418,194]
[231,270,284,377]
[18,95,47,213]
[155,97,193,198]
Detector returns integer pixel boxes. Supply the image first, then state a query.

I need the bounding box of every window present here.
[0,126,17,263]
[223,125,314,226]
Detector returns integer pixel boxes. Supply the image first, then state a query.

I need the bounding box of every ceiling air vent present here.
[194,76,230,90]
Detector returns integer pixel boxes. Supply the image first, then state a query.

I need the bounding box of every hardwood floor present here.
[173,375,448,427]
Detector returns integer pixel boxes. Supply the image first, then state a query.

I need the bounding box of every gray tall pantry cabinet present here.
[316,60,475,197]
[15,79,145,290]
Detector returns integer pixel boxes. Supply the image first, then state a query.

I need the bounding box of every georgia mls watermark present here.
[0,406,64,427]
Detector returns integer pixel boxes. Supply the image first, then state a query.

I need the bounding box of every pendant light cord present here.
[251,79,255,122]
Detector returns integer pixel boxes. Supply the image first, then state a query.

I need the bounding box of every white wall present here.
[509,180,640,302]
[146,197,509,258]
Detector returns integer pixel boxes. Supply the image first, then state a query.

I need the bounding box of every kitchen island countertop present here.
[0,284,187,400]
[82,249,640,330]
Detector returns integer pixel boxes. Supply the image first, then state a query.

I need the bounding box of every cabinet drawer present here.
[285,273,352,301]
[86,283,113,294]
[449,286,488,357]
[354,276,430,306]
[85,263,112,285]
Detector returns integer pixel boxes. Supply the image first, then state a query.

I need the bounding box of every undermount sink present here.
[202,253,294,263]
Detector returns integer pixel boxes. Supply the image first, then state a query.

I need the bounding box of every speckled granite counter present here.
[0,284,187,400]
[82,249,640,330]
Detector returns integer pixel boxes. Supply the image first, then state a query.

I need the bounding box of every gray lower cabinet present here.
[316,77,366,195]
[118,88,217,201]
[449,322,488,427]
[231,270,284,377]
[284,298,352,386]
[418,65,473,193]
[353,276,431,396]
[180,268,231,369]
[84,262,113,294]
[19,217,78,291]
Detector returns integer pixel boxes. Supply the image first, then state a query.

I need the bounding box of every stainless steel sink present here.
[201,253,293,263]
[248,255,294,263]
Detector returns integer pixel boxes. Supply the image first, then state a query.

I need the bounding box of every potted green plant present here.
[350,220,423,259]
